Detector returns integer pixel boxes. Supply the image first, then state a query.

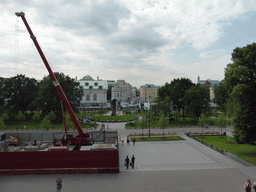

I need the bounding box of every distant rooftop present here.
[81,74,93,81]
[140,84,159,88]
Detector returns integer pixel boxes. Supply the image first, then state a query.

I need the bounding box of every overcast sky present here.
[1,0,256,88]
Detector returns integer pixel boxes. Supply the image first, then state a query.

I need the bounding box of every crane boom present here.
[15,11,84,135]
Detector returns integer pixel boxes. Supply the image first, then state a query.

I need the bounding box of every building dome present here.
[81,75,93,81]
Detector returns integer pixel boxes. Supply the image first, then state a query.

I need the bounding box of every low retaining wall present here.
[222,151,254,167]
[0,150,119,175]
[186,134,254,167]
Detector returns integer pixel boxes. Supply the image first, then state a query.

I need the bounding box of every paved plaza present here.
[1,121,256,191]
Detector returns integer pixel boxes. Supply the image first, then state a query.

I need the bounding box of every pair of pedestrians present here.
[125,155,135,169]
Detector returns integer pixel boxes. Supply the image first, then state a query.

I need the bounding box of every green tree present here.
[139,113,147,138]
[158,78,194,120]
[213,81,229,112]
[157,113,169,137]
[48,110,57,123]
[17,111,26,121]
[0,77,5,116]
[1,75,37,114]
[173,110,180,122]
[37,72,83,123]
[183,84,210,121]
[32,111,41,121]
[0,116,7,130]
[40,115,51,131]
[198,113,208,133]
[217,113,226,134]
[17,111,26,130]
[65,112,74,130]
[224,43,256,144]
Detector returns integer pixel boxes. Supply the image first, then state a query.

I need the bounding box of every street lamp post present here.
[148,108,151,138]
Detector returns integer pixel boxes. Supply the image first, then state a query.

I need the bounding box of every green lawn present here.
[194,136,256,165]
[131,136,184,142]
[93,114,137,121]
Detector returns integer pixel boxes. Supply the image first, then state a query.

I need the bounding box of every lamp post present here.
[148,108,151,138]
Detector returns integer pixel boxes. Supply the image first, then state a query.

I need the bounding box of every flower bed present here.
[130,132,177,136]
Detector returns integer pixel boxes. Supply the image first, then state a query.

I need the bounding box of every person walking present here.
[131,155,135,169]
[55,176,63,192]
[127,138,130,145]
[125,156,130,169]
[133,138,135,146]
[253,181,256,192]
[244,179,251,192]
[1,133,6,141]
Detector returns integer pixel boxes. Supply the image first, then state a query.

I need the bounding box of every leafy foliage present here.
[65,112,75,130]
[0,116,7,130]
[40,115,51,131]
[139,113,148,137]
[213,81,229,112]
[0,75,37,114]
[157,113,169,136]
[158,78,194,120]
[183,84,210,120]
[32,111,41,121]
[37,72,83,123]
[224,43,256,144]
[217,113,226,134]
[198,113,208,132]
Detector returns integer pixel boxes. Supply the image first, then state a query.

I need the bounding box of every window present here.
[94,82,98,86]
[89,86,93,89]
[86,94,90,101]
[99,86,103,89]
[85,82,89,86]
[93,94,97,101]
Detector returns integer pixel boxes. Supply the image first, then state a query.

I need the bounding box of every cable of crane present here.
[15,16,19,75]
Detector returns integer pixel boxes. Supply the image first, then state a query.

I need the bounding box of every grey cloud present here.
[112,24,169,52]
[34,0,131,35]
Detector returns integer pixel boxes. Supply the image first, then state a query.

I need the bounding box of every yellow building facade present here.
[139,84,159,101]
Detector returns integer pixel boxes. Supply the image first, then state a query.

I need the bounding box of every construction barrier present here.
[0,150,119,175]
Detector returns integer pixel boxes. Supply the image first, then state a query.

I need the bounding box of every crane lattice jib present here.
[15,11,84,135]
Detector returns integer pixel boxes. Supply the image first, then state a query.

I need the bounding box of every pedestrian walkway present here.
[1,122,256,192]
[119,135,245,172]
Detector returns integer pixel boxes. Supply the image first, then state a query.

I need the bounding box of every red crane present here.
[15,12,92,147]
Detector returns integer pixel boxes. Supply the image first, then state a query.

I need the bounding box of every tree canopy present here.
[157,78,194,119]
[213,81,228,112]
[36,72,83,123]
[183,84,210,120]
[0,74,37,114]
[224,43,256,144]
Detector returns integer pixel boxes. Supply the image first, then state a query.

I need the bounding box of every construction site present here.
[0,130,119,175]
[0,11,119,176]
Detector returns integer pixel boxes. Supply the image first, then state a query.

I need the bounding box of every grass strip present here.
[194,136,256,165]
[131,136,184,142]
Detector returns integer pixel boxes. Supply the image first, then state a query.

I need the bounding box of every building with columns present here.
[111,80,133,101]
[76,75,108,108]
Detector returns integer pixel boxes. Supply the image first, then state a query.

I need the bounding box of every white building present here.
[76,75,108,107]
